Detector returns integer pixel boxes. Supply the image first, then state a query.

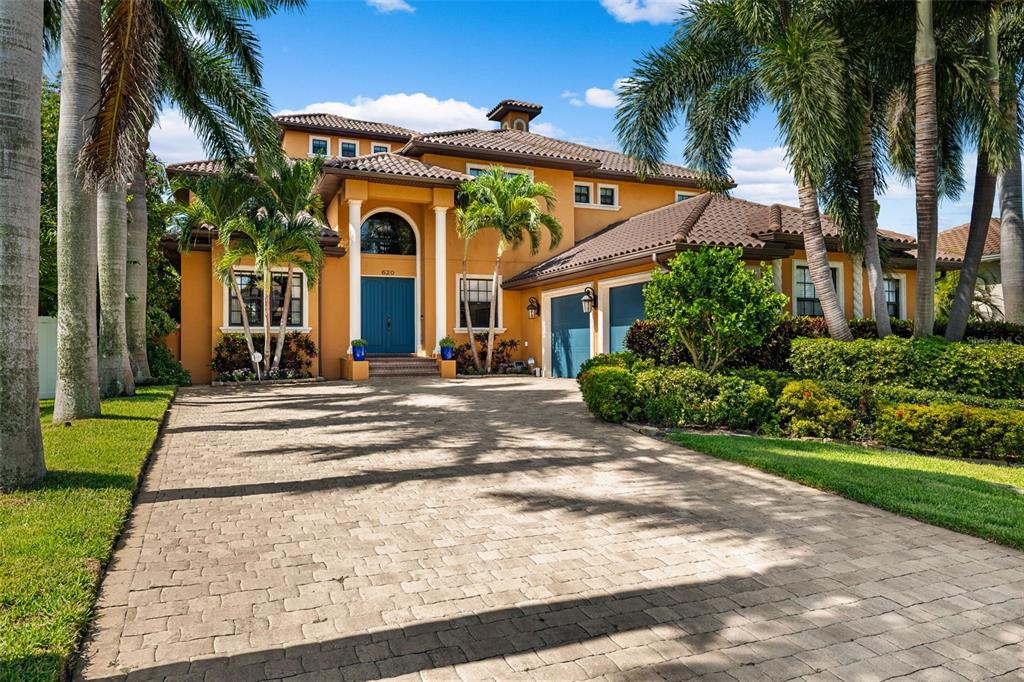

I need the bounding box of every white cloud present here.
[727,146,799,206]
[600,0,687,25]
[531,121,565,137]
[149,108,206,164]
[560,90,585,107]
[366,0,414,13]
[278,93,490,132]
[584,87,619,109]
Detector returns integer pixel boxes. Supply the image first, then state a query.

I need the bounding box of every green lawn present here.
[671,433,1024,550]
[0,386,175,682]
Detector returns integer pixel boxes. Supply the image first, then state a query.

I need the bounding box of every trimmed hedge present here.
[876,403,1024,460]
[624,320,688,366]
[633,366,772,431]
[576,351,651,382]
[578,366,638,423]
[776,380,855,439]
[790,337,1024,399]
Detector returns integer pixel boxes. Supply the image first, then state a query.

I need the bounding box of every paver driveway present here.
[76,377,1024,681]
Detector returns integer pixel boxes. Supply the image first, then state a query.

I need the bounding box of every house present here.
[166,99,953,382]
[938,218,1003,319]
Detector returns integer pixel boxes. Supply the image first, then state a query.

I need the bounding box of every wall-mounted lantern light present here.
[526,297,540,319]
[580,287,595,315]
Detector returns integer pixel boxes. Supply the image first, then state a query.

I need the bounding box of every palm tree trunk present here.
[461,240,481,369]
[797,181,853,341]
[97,179,136,397]
[229,265,259,373]
[53,0,102,422]
[0,0,46,488]
[271,265,294,371]
[484,244,505,372]
[126,160,151,381]
[913,0,939,338]
[1001,97,1024,323]
[262,267,272,373]
[854,119,891,337]
[946,152,997,339]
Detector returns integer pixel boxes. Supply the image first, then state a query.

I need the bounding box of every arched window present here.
[361,212,416,255]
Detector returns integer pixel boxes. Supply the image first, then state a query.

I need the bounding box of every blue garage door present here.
[550,293,591,378]
[361,277,415,354]
[608,282,646,353]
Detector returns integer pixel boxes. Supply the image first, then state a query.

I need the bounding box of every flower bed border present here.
[211,376,324,387]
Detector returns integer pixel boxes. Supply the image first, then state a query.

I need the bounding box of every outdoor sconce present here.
[580,287,596,315]
[526,297,540,319]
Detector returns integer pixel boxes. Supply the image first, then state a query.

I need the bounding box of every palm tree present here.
[1002,98,1024,323]
[126,160,150,381]
[913,0,940,338]
[454,207,483,371]
[0,0,46,487]
[97,178,136,397]
[458,169,563,371]
[53,0,102,421]
[615,1,854,340]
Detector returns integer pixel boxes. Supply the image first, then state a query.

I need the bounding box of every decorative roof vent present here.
[486,99,543,132]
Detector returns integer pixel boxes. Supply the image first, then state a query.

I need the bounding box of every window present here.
[340,140,358,158]
[675,191,692,202]
[228,271,303,327]
[466,163,533,179]
[884,277,902,319]
[361,212,416,255]
[309,137,329,156]
[457,275,500,329]
[598,184,618,207]
[371,143,390,154]
[574,184,591,204]
[795,265,838,317]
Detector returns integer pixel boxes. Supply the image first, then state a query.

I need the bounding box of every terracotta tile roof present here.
[486,99,543,120]
[504,193,921,288]
[166,159,226,176]
[323,152,471,184]
[274,113,416,140]
[938,218,1001,258]
[404,128,708,185]
[764,202,916,245]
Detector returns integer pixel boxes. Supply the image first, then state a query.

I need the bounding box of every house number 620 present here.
[381,269,396,276]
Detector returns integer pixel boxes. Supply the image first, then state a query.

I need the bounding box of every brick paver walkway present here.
[76,377,1024,681]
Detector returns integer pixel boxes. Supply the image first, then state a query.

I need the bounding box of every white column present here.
[772,259,783,293]
[433,206,448,353]
[851,253,864,319]
[347,199,363,351]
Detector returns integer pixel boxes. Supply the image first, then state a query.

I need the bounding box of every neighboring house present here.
[938,218,1003,319]
[167,99,954,382]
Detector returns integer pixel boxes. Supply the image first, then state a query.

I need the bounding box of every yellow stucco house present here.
[166,99,950,383]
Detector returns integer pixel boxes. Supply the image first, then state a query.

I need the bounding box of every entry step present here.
[367,355,439,377]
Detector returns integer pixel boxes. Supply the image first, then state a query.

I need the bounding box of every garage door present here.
[550,293,591,378]
[608,282,646,353]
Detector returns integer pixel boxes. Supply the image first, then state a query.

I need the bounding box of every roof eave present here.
[321,166,466,187]
[402,140,603,172]
[277,121,413,143]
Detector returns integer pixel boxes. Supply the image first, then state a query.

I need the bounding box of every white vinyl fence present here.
[38,316,57,400]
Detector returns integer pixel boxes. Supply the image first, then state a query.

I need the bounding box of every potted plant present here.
[351,339,367,361]
[439,336,456,361]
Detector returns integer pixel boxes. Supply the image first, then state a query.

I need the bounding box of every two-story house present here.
[167,99,952,383]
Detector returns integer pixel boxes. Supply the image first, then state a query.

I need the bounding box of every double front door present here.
[361,276,414,354]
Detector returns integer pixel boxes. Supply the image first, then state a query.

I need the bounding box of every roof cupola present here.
[486,99,543,132]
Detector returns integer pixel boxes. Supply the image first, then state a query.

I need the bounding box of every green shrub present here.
[212,332,318,379]
[634,366,718,426]
[147,339,191,386]
[789,337,1024,399]
[876,403,1024,460]
[709,376,774,431]
[454,334,520,374]
[578,366,638,423]
[576,351,650,382]
[723,367,794,400]
[624,319,688,366]
[812,380,1024,415]
[777,380,855,439]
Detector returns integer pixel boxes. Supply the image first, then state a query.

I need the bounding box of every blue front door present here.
[608,282,646,353]
[550,293,591,378]
[361,277,414,354]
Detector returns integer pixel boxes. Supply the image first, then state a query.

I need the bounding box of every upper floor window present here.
[340,140,358,158]
[574,184,591,205]
[598,185,618,207]
[884,277,902,319]
[466,163,533,180]
[360,212,416,255]
[309,137,329,156]
[675,191,692,202]
[372,143,390,154]
[795,265,838,317]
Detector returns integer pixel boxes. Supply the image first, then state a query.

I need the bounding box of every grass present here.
[0,386,175,682]
[671,432,1024,551]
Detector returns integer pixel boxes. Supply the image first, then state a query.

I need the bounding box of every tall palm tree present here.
[454,213,483,370]
[126,159,150,381]
[97,178,136,397]
[913,0,940,337]
[1002,98,1023,322]
[616,1,853,340]
[458,169,563,371]
[53,0,102,422]
[0,0,46,487]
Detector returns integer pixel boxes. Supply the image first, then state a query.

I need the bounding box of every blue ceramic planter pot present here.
[352,346,366,361]
[440,346,455,361]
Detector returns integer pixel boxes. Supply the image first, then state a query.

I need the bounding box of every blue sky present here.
[152,0,982,236]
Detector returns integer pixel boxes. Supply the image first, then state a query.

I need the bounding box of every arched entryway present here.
[359,209,421,354]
